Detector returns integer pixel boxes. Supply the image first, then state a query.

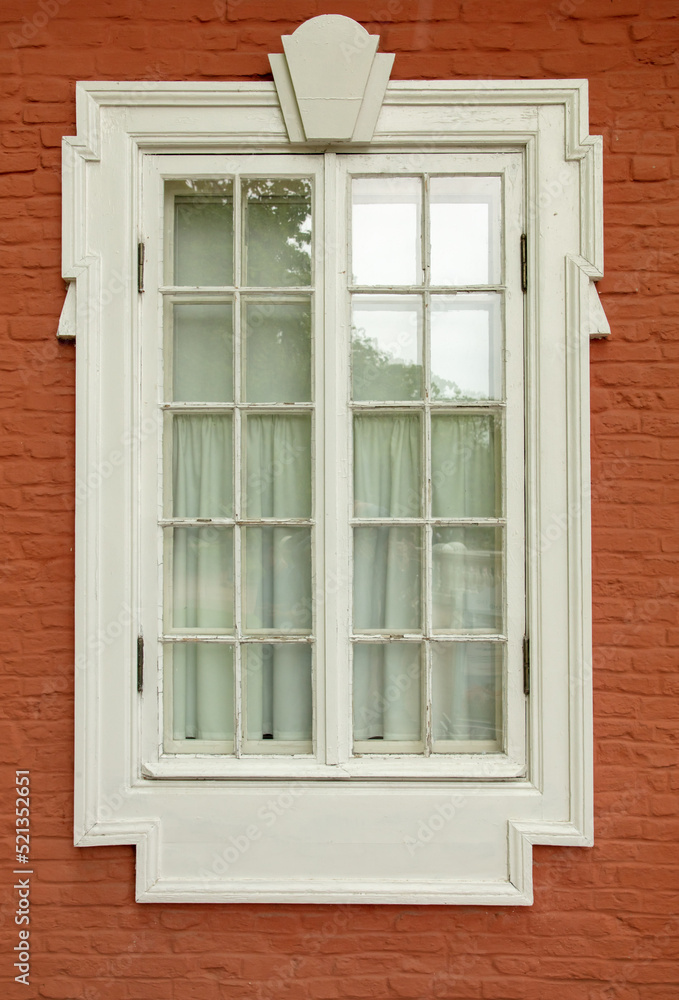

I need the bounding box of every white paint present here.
[64,61,604,903]
[270,15,394,143]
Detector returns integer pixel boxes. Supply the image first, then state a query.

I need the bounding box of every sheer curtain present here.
[352,414,500,742]
[169,179,314,747]
[353,415,422,740]
[172,414,234,741]
[244,415,312,741]
[171,413,313,742]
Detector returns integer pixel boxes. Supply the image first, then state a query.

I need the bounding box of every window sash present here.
[139,150,526,778]
[331,152,526,772]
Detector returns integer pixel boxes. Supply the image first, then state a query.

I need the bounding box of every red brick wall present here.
[1,1,678,997]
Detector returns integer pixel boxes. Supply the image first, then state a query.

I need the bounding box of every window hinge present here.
[520,233,527,293]
[137,242,145,293]
[137,634,144,693]
[523,635,530,696]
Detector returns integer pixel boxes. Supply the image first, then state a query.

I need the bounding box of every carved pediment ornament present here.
[269,15,395,143]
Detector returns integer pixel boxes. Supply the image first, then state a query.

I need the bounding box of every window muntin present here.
[161,173,316,756]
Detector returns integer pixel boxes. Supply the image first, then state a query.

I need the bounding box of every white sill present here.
[141,751,525,781]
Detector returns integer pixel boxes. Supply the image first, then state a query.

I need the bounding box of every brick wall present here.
[1,1,678,997]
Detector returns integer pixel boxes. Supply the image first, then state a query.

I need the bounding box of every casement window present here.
[64,16,608,903]
[145,151,524,778]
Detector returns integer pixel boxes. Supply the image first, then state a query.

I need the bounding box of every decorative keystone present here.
[269,15,394,143]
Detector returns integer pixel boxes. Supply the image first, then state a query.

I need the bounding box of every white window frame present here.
[65,62,605,904]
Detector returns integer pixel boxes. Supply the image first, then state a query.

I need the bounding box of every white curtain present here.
[431,414,498,517]
[353,415,422,739]
[172,414,234,740]
[171,413,312,742]
[244,414,312,740]
[352,413,499,742]
[169,404,499,745]
[432,643,499,741]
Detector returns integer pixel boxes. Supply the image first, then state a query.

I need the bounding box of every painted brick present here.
[632,155,672,180]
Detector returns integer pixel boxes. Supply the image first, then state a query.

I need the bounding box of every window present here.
[139,150,526,781]
[66,16,605,903]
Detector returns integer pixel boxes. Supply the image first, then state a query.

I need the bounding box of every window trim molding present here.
[66,70,603,905]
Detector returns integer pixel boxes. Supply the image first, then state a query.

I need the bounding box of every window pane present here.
[432,527,503,632]
[244,644,312,742]
[173,180,233,287]
[353,527,422,631]
[172,414,233,518]
[354,414,421,518]
[171,643,234,742]
[171,527,234,630]
[172,302,233,402]
[430,294,502,401]
[351,295,423,401]
[430,176,501,286]
[353,643,421,742]
[244,527,312,631]
[432,642,502,743]
[431,414,500,518]
[244,300,311,402]
[352,177,422,286]
[244,414,311,519]
[243,179,312,287]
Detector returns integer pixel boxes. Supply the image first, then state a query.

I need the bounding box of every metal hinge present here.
[520,233,527,293]
[523,635,530,696]
[137,634,144,693]
[137,242,145,293]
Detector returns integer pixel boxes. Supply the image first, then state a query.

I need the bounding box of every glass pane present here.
[430,294,502,401]
[354,414,421,518]
[351,295,423,401]
[171,643,234,742]
[171,527,234,630]
[431,414,500,518]
[243,179,312,287]
[352,177,422,286]
[244,527,312,631]
[172,302,233,402]
[244,644,312,742]
[244,300,311,402]
[432,527,503,632]
[172,180,233,287]
[353,527,422,631]
[353,643,421,742]
[172,414,233,518]
[430,176,501,286]
[432,642,502,743]
[244,414,311,518]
